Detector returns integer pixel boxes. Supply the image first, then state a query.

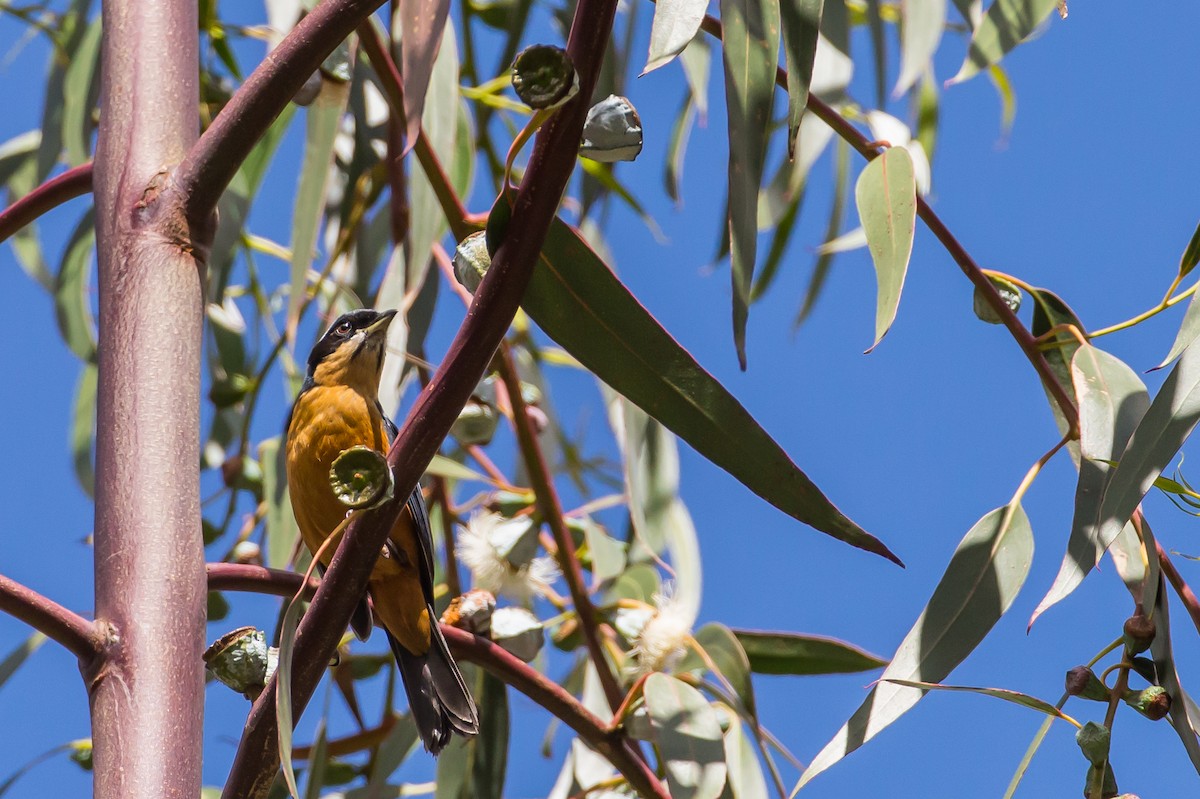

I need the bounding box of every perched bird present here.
[285,308,478,753]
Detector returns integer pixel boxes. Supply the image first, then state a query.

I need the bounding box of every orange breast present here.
[285,385,389,565]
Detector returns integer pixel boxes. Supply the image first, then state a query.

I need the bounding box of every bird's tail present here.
[387,614,479,754]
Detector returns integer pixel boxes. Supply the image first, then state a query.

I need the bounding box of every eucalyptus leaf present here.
[260,436,300,569]
[1157,285,1200,370]
[1180,220,1200,280]
[400,0,452,155]
[883,679,1077,724]
[796,504,1033,788]
[0,632,47,690]
[645,673,729,799]
[1030,345,1148,626]
[1151,575,1200,773]
[70,363,97,497]
[644,0,708,73]
[948,0,1060,85]
[896,0,945,96]
[779,0,822,154]
[721,0,779,369]
[856,147,916,351]
[733,629,886,675]
[61,16,102,166]
[54,209,97,363]
[526,219,900,564]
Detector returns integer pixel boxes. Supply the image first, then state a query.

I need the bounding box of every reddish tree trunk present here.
[90,1,207,797]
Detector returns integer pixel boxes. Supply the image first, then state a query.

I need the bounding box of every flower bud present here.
[231,540,262,565]
[1122,685,1171,720]
[1075,721,1110,766]
[204,626,270,699]
[580,95,643,163]
[442,589,496,636]
[490,606,545,662]
[453,231,490,294]
[1065,666,1111,702]
[1123,610,1156,654]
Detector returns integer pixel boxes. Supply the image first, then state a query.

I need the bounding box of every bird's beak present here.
[364,309,398,338]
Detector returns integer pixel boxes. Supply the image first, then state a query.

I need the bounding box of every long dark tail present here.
[387,614,479,754]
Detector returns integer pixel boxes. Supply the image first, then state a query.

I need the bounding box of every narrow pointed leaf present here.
[948,0,1059,85]
[1031,345,1149,625]
[1180,220,1200,280]
[722,711,769,799]
[54,210,97,363]
[645,673,728,799]
[721,0,779,369]
[733,629,886,675]
[286,78,351,342]
[400,0,451,155]
[779,0,823,154]
[883,680,1078,725]
[61,16,102,166]
[896,0,945,96]
[644,0,708,73]
[795,504,1032,789]
[1086,341,1200,573]
[525,218,901,563]
[685,623,757,715]
[1157,286,1200,370]
[1151,575,1200,773]
[864,0,886,107]
[70,364,97,497]
[0,632,46,690]
[260,436,300,569]
[1029,286,1083,445]
[856,147,916,351]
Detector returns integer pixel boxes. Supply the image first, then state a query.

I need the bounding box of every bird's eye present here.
[335,321,353,336]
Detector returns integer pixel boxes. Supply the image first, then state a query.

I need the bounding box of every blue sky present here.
[2,2,1200,797]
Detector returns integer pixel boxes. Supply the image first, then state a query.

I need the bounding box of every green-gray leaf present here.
[524,218,900,564]
[70,363,97,497]
[400,0,451,157]
[1030,345,1148,626]
[795,503,1032,788]
[721,0,779,369]
[856,147,916,350]
[55,210,97,363]
[1180,220,1200,280]
[0,632,46,690]
[948,0,1059,85]
[645,673,728,799]
[644,0,708,73]
[1157,285,1200,370]
[884,679,1077,724]
[896,0,945,96]
[779,0,822,155]
[733,629,886,675]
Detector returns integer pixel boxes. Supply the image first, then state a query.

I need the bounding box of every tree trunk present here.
[90,1,207,797]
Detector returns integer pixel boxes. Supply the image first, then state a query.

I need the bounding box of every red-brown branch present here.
[174,0,388,230]
[1158,542,1200,637]
[0,573,102,664]
[218,0,620,793]
[0,162,94,244]
[496,349,626,712]
[695,13,1080,436]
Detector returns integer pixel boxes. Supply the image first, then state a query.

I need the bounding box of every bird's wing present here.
[378,400,438,604]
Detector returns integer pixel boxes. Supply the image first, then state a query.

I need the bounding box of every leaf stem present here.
[1089,280,1198,339]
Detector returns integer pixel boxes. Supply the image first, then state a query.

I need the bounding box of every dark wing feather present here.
[377,401,437,603]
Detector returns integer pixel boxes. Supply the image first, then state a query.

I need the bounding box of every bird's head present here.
[305,308,397,394]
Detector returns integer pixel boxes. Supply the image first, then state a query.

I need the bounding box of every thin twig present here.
[1158,542,1200,636]
[0,162,94,244]
[496,347,626,713]
[0,573,102,664]
[694,12,1080,437]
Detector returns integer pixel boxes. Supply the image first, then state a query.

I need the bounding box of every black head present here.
[306,308,397,380]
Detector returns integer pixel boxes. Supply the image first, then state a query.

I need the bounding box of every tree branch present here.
[496,348,626,713]
[1158,542,1200,637]
[0,573,102,664]
[357,20,473,240]
[207,564,668,798]
[695,13,1079,436]
[0,162,93,244]
[219,0,620,793]
[174,0,388,230]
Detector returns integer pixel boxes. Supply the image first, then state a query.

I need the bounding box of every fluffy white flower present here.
[457,511,559,602]
[630,586,693,676]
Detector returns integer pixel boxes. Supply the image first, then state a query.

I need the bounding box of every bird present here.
[284,308,478,754]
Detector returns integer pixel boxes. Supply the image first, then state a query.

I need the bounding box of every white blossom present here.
[458,511,559,602]
[630,586,693,677]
